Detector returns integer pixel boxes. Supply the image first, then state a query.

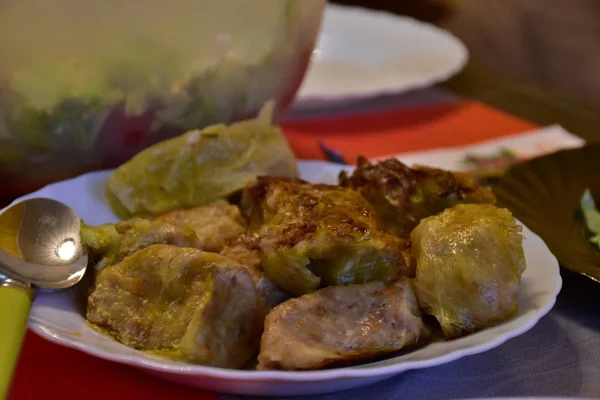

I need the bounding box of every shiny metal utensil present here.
[0,198,87,399]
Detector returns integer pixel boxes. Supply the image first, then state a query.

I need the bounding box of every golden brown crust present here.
[339,156,496,238]
[243,176,392,248]
[240,176,412,295]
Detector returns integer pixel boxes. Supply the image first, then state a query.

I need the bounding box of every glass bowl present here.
[0,0,325,201]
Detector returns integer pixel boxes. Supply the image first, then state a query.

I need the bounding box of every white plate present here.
[12,160,561,397]
[295,4,468,104]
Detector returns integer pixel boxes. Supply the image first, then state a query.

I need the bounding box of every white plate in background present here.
[295,4,468,105]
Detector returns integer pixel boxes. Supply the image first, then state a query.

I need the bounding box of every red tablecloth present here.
[8,100,536,400]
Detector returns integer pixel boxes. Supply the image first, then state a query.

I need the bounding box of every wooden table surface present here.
[440,62,600,143]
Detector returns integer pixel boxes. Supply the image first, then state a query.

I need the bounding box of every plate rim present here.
[12,160,561,383]
[296,4,469,103]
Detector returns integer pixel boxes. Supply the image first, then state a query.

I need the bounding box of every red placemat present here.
[8,100,537,400]
[284,100,536,161]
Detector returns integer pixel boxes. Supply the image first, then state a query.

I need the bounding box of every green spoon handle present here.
[0,281,32,400]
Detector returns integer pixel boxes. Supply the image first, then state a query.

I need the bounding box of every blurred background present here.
[332,0,600,108]
[3,0,600,203]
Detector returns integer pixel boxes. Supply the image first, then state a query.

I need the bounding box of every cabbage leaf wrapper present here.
[80,218,201,271]
[411,204,526,339]
[87,244,263,368]
[242,176,411,296]
[106,102,298,218]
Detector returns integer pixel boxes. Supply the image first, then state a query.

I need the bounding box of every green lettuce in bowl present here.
[0,0,325,200]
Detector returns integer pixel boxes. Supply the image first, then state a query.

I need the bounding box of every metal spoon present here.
[0,198,87,399]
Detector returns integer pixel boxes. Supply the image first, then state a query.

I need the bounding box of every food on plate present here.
[78,124,527,372]
[411,203,526,339]
[82,200,248,271]
[221,235,291,311]
[105,102,299,219]
[241,176,412,296]
[339,156,497,237]
[153,199,247,252]
[87,244,263,368]
[81,218,201,271]
[257,279,428,370]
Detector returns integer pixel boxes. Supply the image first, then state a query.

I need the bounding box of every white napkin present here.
[378,124,584,172]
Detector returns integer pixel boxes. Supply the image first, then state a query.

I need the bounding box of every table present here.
[7,65,600,399]
[442,62,600,144]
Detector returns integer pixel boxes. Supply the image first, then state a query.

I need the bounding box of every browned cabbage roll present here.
[80,218,201,270]
[153,199,247,252]
[241,176,411,296]
[339,156,496,238]
[81,200,247,270]
[87,245,263,368]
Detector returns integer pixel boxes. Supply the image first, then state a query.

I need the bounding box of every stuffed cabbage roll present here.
[339,156,496,237]
[81,200,248,269]
[241,176,411,296]
[257,279,428,370]
[81,218,201,270]
[221,234,291,311]
[87,245,262,368]
[106,102,298,219]
[154,200,246,252]
[411,204,526,339]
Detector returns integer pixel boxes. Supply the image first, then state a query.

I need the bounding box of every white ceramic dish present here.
[295,4,468,105]
[12,160,561,397]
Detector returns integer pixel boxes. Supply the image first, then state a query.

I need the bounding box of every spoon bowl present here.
[0,198,87,290]
[0,198,86,398]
